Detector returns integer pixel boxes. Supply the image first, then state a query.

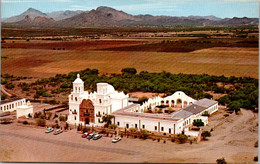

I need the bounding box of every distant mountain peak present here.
[2,6,258,27]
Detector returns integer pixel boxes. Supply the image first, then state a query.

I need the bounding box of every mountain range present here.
[2,7,258,28]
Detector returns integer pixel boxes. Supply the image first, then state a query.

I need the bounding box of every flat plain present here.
[1,46,258,78]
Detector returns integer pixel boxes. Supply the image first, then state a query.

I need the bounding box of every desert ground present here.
[1,47,258,78]
[0,107,258,163]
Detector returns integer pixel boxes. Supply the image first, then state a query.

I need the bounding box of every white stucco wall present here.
[114,114,187,134]
[0,98,26,113]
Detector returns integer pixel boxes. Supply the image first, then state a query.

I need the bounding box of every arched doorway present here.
[79,99,95,125]
[176,98,182,108]
[183,101,188,107]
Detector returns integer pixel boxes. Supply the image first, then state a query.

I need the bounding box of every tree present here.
[201,131,211,140]
[228,101,241,114]
[193,119,204,127]
[101,114,115,128]
[121,68,137,75]
[175,134,188,144]
[217,96,231,106]
[216,157,227,164]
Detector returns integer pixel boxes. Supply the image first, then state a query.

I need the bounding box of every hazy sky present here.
[1,0,259,18]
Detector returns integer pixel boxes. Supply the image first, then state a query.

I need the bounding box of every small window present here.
[75,97,77,101]
[169,128,171,134]
[155,126,157,130]
[135,124,138,128]
[161,127,164,131]
[74,116,76,120]
[99,99,102,103]
[98,119,100,123]
[4,106,6,110]
[1,107,2,111]
[117,122,120,126]
[12,104,14,108]
[7,106,9,110]
[142,125,145,129]
[126,124,129,128]
[98,111,100,115]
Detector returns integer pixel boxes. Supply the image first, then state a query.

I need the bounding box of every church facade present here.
[67,74,218,135]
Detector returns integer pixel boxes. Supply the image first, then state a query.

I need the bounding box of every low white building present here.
[16,101,33,118]
[0,97,33,118]
[67,74,218,135]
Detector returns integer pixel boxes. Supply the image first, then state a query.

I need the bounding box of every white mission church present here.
[67,74,218,136]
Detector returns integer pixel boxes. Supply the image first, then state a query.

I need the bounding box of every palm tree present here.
[101,114,114,128]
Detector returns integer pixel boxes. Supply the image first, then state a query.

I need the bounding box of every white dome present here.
[73,74,84,83]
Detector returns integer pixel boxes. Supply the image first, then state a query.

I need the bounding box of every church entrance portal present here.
[79,99,95,125]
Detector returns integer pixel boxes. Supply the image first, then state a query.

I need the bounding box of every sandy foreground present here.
[0,108,258,163]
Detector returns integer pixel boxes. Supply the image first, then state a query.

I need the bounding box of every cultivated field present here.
[2,47,258,78]
[0,108,258,163]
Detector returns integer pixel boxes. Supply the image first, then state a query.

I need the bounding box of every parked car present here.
[54,129,63,135]
[45,128,54,133]
[112,137,121,143]
[86,133,95,139]
[82,132,91,138]
[93,134,102,140]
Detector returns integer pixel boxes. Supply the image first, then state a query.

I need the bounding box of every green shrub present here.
[216,157,227,164]
[82,126,90,133]
[201,131,211,140]
[1,94,7,100]
[5,82,14,89]
[175,134,188,144]
[35,118,46,127]
[23,121,29,125]
[108,124,118,129]
[254,140,258,148]
[140,129,149,139]
[121,68,137,75]
[59,116,67,122]
[193,119,204,127]
[129,127,139,133]
[202,111,209,116]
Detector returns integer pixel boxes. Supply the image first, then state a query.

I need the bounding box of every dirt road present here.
[0,109,258,163]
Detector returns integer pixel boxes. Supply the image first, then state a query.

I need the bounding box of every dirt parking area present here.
[0,108,258,163]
